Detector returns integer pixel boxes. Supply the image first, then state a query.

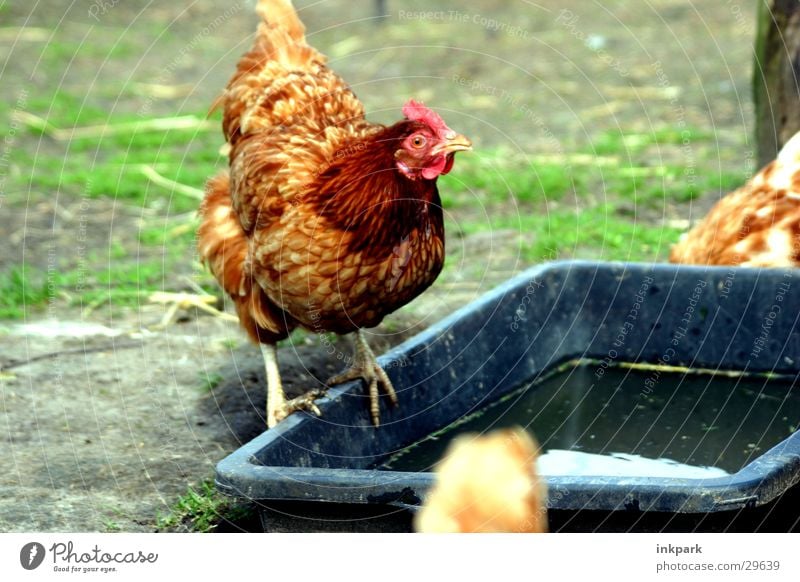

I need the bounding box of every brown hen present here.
[198,0,471,427]
[670,132,800,266]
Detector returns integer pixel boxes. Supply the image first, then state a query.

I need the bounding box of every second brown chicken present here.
[670,132,800,267]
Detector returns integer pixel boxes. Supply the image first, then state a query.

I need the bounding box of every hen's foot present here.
[262,343,327,428]
[327,331,398,426]
[268,388,327,428]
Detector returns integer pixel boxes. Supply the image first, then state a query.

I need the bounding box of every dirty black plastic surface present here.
[215,261,800,514]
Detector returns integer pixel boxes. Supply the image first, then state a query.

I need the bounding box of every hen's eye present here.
[411,135,426,148]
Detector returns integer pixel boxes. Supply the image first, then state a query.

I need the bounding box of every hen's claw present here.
[268,388,327,428]
[327,331,398,426]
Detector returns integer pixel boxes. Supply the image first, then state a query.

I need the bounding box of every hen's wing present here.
[219,0,375,234]
[670,132,800,267]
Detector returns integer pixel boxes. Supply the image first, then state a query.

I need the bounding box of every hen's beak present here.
[434,133,473,155]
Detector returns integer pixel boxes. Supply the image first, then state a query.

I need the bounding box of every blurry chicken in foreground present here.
[670,132,800,266]
[197,1,471,427]
[415,428,548,533]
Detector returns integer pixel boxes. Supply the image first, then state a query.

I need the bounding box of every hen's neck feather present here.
[310,125,443,254]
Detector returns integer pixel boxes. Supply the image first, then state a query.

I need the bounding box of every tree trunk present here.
[375,0,388,24]
[753,0,800,168]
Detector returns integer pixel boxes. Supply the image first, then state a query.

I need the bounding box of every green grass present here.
[156,480,251,532]
[440,150,580,206]
[7,86,220,210]
[452,205,683,263]
[0,84,222,319]
[439,125,746,264]
[0,266,54,319]
[0,85,747,320]
[0,254,195,319]
[588,127,714,156]
[519,207,683,262]
[138,221,198,247]
[37,39,139,67]
[200,372,223,393]
[442,126,741,211]
[24,90,108,129]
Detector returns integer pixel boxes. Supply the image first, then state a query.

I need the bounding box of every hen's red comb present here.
[402,99,453,138]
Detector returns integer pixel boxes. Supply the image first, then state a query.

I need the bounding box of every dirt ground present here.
[0,0,757,532]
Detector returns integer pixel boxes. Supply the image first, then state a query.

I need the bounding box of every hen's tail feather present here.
[257,0,306,42]
[198,173,288,341]
[218,0,324,137]
[198,173,247,298]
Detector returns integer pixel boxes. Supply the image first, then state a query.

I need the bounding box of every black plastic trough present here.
[215,261,800,516]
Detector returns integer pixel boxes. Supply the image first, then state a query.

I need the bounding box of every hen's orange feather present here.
[415,429,548,533]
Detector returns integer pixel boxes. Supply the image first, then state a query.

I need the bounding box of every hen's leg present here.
[327,330,398,426]
[261,343,325,428]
